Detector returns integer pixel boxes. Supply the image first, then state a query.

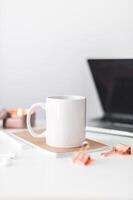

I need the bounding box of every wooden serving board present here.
[13,129,107,154]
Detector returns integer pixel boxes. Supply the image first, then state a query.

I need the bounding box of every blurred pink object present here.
[101,144,131,157]
[72,140,93,165]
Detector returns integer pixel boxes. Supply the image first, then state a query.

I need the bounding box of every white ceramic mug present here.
[27,95,86,148]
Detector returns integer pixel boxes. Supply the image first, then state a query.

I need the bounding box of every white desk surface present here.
[0,130,133,200]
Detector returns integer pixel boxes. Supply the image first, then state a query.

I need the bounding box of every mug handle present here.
[27,102,46,138]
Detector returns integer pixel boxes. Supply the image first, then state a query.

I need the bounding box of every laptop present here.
[86,59,133,137]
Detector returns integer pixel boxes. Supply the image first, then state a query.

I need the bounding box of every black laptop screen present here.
[88,59,133,115]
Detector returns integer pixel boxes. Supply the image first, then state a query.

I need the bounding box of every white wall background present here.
[0,0,133,119]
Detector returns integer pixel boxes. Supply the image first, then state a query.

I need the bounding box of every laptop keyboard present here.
[102,115,133,125]
[96,116,133,132]
[104,123,133,132]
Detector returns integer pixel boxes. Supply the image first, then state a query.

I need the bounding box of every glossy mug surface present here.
[27,95,86,148]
